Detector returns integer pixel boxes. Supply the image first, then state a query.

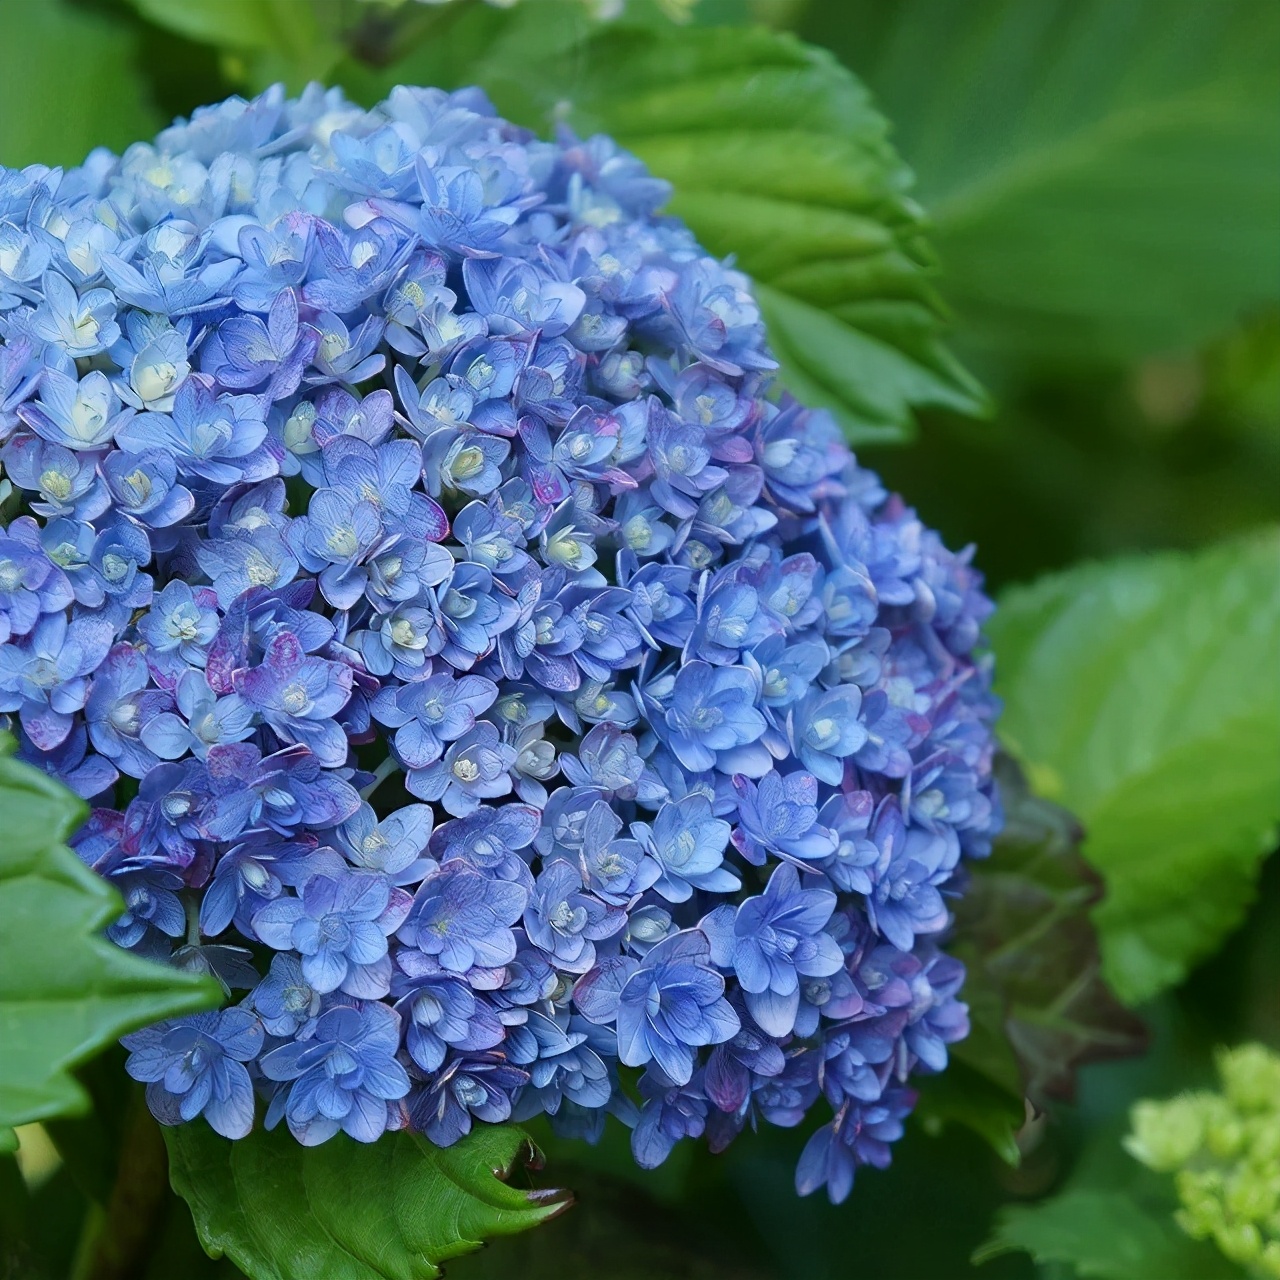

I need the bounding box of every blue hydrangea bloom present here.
[631,794,739,903]
[575,929,738,1086]
[249,952,323,1038]
[3,84,1000,1203]
[632,1069,710,1169]
[407,1051,528,1148]
[399,863,527,972]
[261,1000,410,1145]
[252,869,410,998]
[702,863,844,1037]
[394,952,505,1072]
[794,1085,917,1203]
[122,1006,263,1139]
[509,1010,612,1121]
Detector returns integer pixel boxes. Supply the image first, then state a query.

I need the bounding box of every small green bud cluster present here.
[1126,1044,1280,1277]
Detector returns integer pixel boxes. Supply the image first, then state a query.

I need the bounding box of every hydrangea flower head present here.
[1,82,999,1203]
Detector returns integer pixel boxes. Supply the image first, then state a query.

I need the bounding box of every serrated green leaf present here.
[166,1122,571,1280]
[0,0,165,168]
[0,756,219,1142]
[989,531,1280,1004]
[529,22,989,441]
[754,286,981,444]
[816,0,1280,367]
[337,8,987,442]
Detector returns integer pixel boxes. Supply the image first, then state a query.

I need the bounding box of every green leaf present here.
[989,530,1280,1003]
[815,0,1280,367]
[0,755,219,1142]
[128,0,285,49]
[127,0,346,87]
[338,9,987,442]
[919,756,1144,1159]
[913,1059,1024,1168]
[975,1188,1244,1279]
[953,757,1146,1103]
[0,0,165,168]
[166,1122,571,1280]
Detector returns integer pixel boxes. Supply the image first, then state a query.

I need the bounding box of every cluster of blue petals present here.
[0,83,1000,1203]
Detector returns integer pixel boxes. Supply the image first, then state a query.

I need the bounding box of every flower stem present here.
[360,755,402,800]
[68,1092,170,1280]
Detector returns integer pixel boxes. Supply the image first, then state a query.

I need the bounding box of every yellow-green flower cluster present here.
[1126,1044,1280,1278]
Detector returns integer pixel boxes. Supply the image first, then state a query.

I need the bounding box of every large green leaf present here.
[0,754,218,1147]
[336,6,988,442]
[546,23,988,441]
[0,0,165,168]
[989,530,1280,1003]
[811,0,1280,367]
[166,1122,570,1280]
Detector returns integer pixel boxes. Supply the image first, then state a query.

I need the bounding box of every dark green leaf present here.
[812,0,1280,367]
[913,1059,1024,1168]
[924,757,1144,1158]
[953,757,1146,1104]
[438,1147,772,1280]
[0,755,218,1141]
[989,530,1280,1003]
[338,9,987,442]
[0,0,165,168]
[974,998,1261,1280]
[166,1122,571,1280]
[1204,309,1280,430]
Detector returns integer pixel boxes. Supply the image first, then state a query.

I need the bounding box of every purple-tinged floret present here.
[261,1000,409,1145]
[233,632,353,767]
[405,719,517,816]
[249,952,323,1038]
[509,1010,611,1120]
[393,952,505,1072]
[523,858,625,972]
[252,870,410,998]
[84,643,172,778]
[631,794,738,903]
[652,660,769,777]
[702,864,843,1037]
[795,1085,917,1204]
[0,518,73,642]
[730,770,837,867]
[861,797,956,952]
[117,378,274,485]
[407,1051,528,1147]
[631,1068,710,1169]
[399,863,528,973]
[123,1007,263,1139]
[0,610,114,748]
[576,928,738,1086]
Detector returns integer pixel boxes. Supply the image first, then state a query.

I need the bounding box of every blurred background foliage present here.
[1,0,1276,1277]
